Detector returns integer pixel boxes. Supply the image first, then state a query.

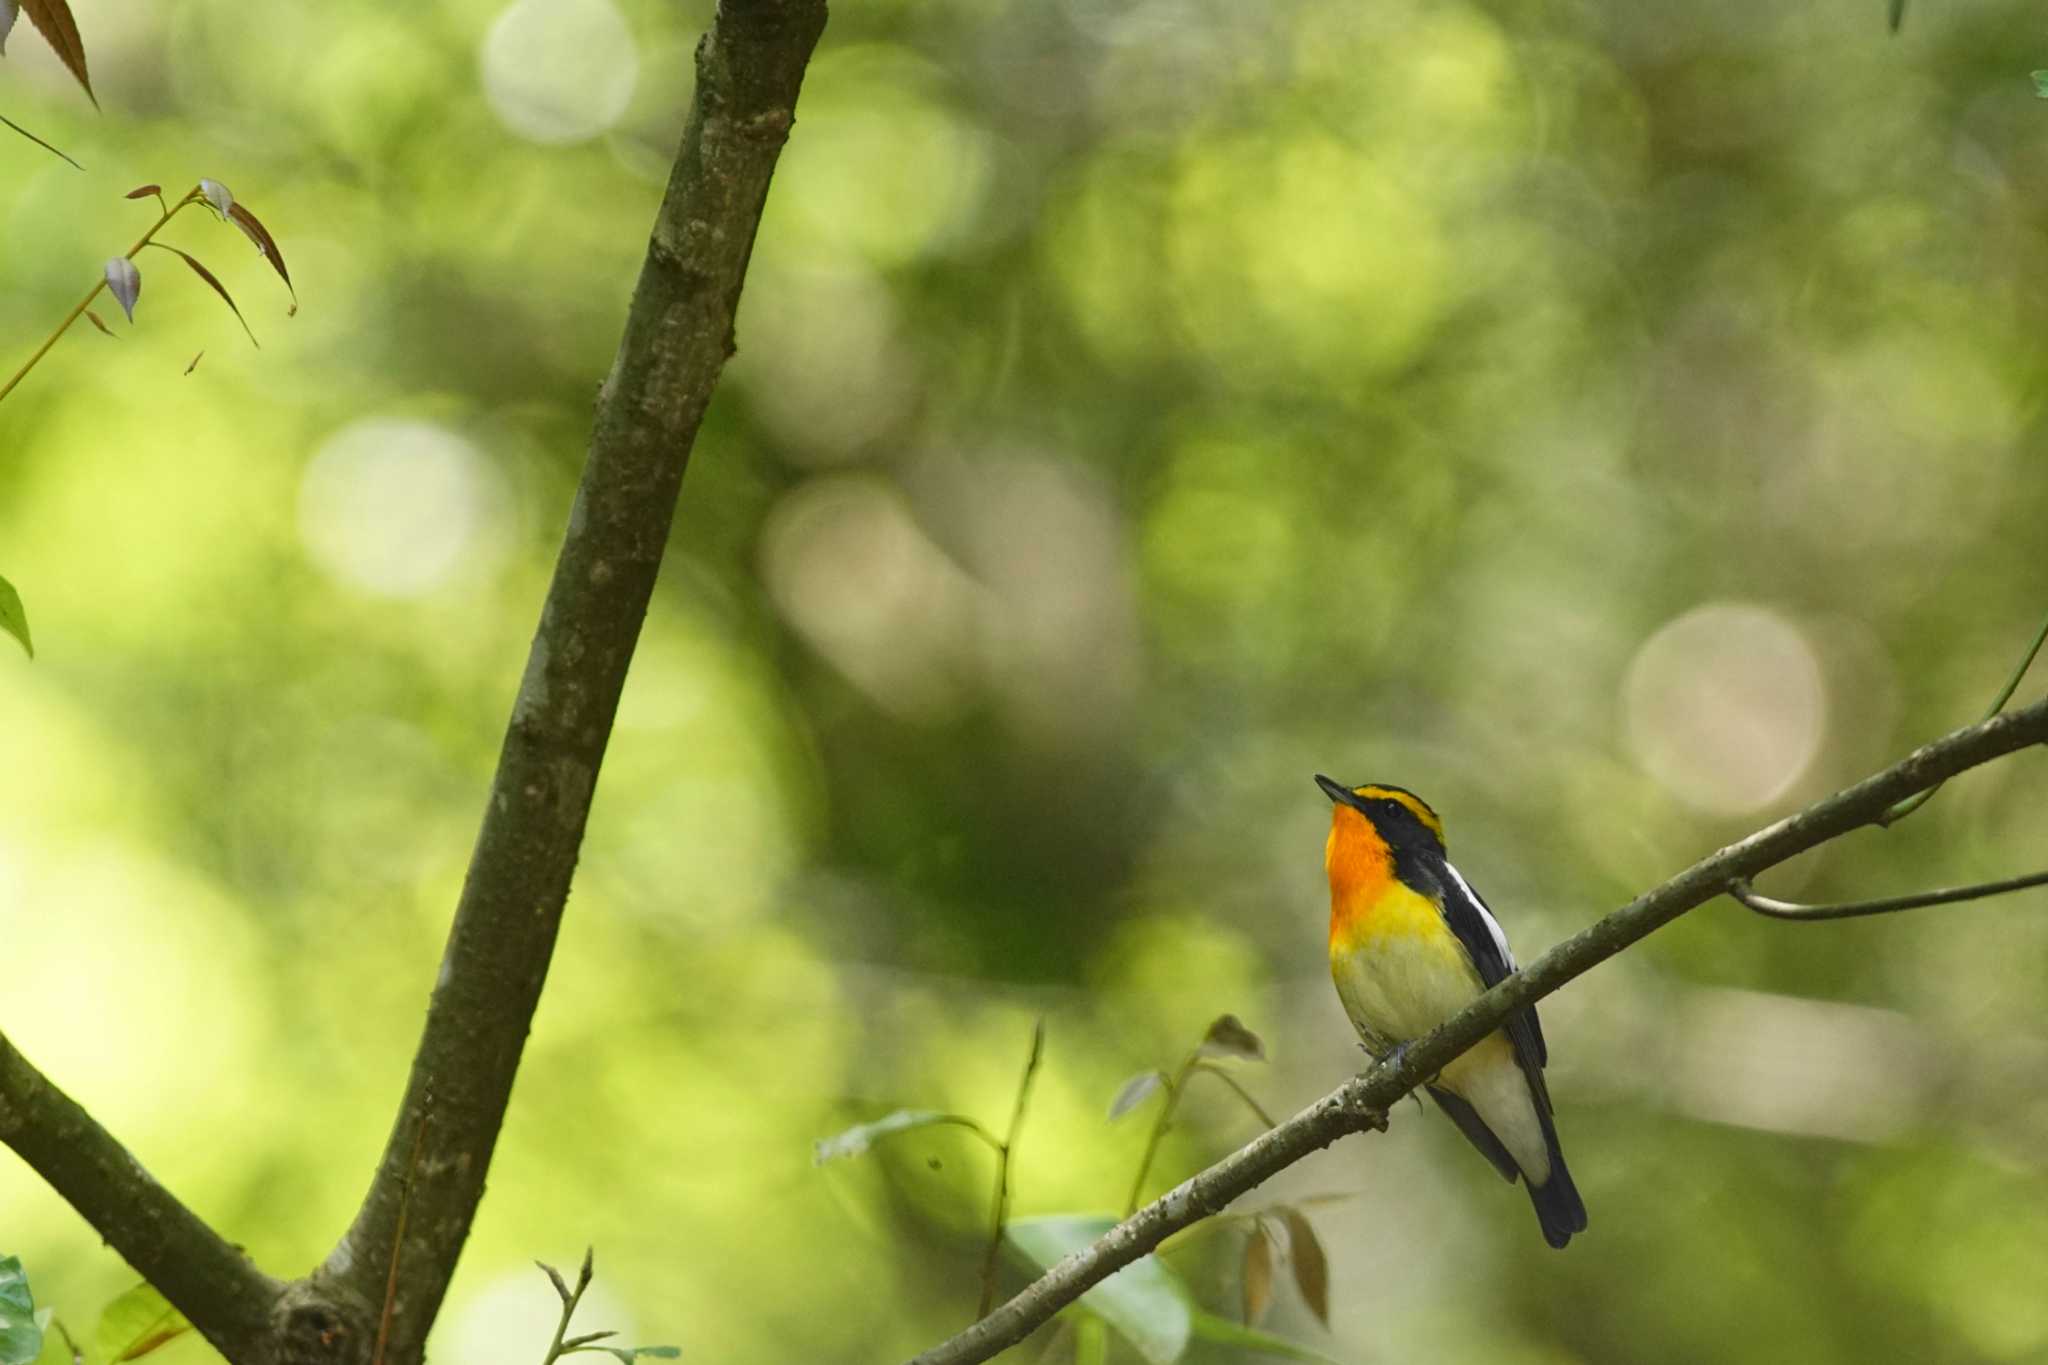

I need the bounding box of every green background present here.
[4,0,2048,1360]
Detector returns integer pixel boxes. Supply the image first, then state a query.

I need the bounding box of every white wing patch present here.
[1444,860,1515,969]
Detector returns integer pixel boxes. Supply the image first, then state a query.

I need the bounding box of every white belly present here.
[1331,926,1550,1181]
[1332,926,1485,1052]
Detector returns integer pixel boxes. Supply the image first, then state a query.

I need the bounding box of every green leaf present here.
[1007,1216,1190,1365]
[93,1283,190,1363]
[2032,71,2048,100]
[1188,1310,1349,1365]
[585,1348,679,1362]
[1108,1070,1165,1122]
[814,1109,976,1163]
[0,1257,43,1365]
[0,576,31,659]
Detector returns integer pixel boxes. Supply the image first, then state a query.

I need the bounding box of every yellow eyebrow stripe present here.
[1353,784,1446,845]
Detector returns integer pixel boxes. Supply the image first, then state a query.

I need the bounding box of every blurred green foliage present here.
[4,0,2048,1362]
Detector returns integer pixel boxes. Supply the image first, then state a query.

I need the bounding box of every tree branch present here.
[0,1032,283,1361]
[1729,868,2048,920]
[1878,605,2048,825]
[906,695,2048,1365]
[319,1,828,1358]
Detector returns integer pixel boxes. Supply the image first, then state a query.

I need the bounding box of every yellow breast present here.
[1330,880,1486,1051]
[1326,804,1485,1053]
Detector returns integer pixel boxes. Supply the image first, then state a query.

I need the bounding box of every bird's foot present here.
[1374,1040,1413,1074]
[1357,1042,1429,1117]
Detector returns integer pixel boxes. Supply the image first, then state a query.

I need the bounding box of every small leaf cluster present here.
[815,1013,1339,1365]
[93,179,295,338]
[2,177,297,662]
[535,1249,680,1365]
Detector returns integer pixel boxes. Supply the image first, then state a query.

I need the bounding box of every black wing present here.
[1427,853,1549,1075]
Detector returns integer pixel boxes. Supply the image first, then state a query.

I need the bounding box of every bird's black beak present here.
[1315,773,1358,806]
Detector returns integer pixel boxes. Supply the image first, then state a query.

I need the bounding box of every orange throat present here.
[1326,805,1394,950]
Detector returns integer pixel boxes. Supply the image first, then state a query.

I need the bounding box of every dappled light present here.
[4,0,2048,1362]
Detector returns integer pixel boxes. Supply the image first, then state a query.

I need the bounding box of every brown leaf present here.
[124,184,162,200]
[21,0,95,106]
[1199,1013,1267,1063]
[151,244,257,347]
[1242,1223,1275,1326]
[84,308,116,338]
[225,202,296,305]
[1279,1206,1330,1327]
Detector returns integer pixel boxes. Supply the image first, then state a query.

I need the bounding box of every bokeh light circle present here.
[481,0,639,145]
[298,418,507,598]
[1623,602,1828,815]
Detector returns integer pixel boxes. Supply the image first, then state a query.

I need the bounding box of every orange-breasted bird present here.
[1317,775,1587,1248]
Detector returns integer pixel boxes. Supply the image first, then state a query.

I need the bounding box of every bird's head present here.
[1315,774,1447,862]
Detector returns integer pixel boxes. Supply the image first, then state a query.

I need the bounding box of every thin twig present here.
[1125,1055,1277,1215]
[932,1114,1008,1154]
[0,185,203,404]
[51,1319,83,1365]
[1881,606,2048,825]
[372,1106,433,1365]
[1123,1055,1192,1217]
[1190,1063,1278,1128]
[978,1020,1045,1318]
[1729,869,2048,921]
[0,113,83,170]
[538,1249,596,1365]
[906,695,2048,1365]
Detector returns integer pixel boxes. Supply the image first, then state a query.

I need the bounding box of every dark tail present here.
[1525,1102,1588,1250]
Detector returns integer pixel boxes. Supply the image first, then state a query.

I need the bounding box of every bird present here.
[1316,774,1587,1248]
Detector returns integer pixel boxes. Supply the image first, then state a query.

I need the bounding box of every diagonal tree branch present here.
[316,0,828,1357]
[0,1032,284,1361]
[907,695,2048,1365]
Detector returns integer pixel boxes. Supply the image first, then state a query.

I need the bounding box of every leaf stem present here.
[1191,1063,1278,1128]
[0,184,202,405]
[539,1250,596,1365]
[1881,605,2048,824]
[1124,1054,1277,1215]
[933,1114,1008,1155]
[978,1020,1045,1318]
